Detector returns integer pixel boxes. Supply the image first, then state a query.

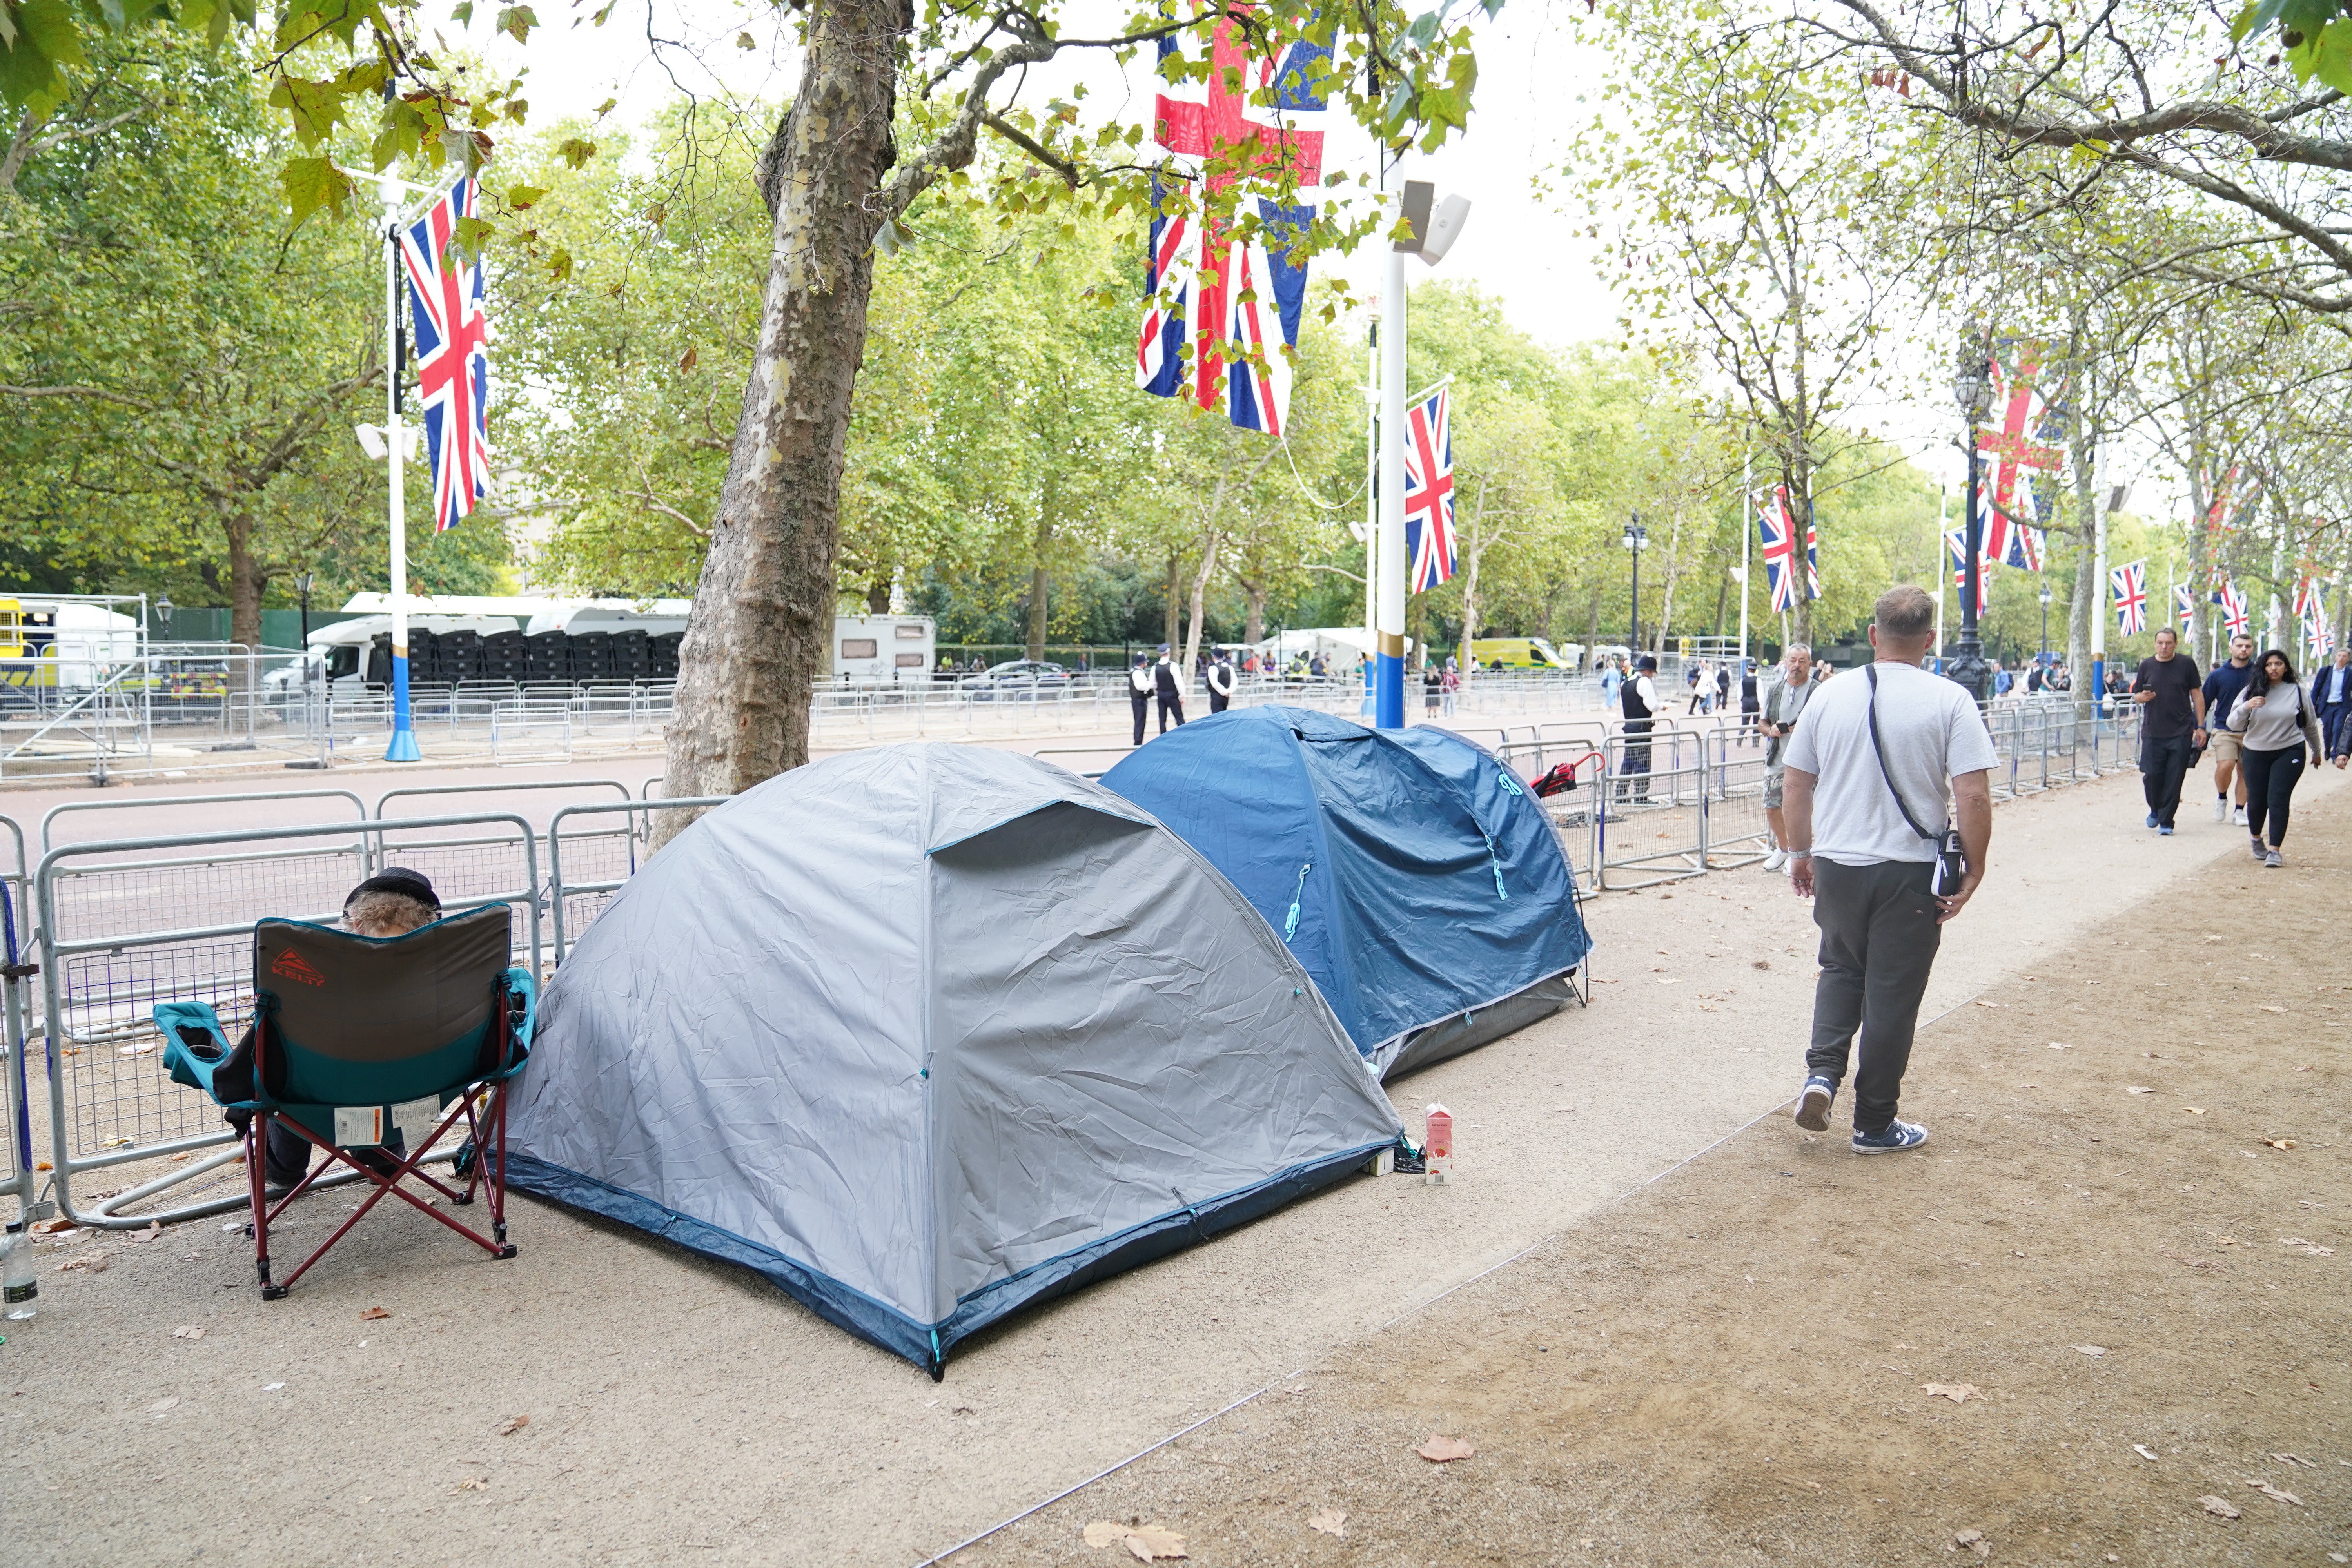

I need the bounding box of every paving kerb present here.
[1,736,2308,1568]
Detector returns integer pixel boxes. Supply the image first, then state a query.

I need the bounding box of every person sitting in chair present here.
[239,870,443,1194]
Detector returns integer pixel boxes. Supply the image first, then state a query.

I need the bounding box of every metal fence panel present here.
[2,813,26,1205]
[34,813,541,1228]
[1594,728,1709,890]
[546,798,735,963]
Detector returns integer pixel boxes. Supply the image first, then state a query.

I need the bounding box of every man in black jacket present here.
[1207,651,1235,713]
[1153,645,1187,732]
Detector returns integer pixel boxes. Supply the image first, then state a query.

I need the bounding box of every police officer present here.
[1207,650,1235,714]
[1128,654,1153,746]
[1153,644,1187,732]
[1620,653,1660,801]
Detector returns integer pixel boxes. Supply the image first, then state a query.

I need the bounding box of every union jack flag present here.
[1946,528,1990,615]
[397,176,490,532]
[2110,559,2147,636]
[1975,338,2065,571]
[2218,580,2250,638]
[1404,386,1455,592]
[1757,486,1816,612]
[2293,575,2323,624]
[2308,616,2336,660]
[1137,9,1327,436]
[2174,583,2196,628]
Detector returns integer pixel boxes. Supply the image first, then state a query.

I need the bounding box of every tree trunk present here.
[865,578,891,614]
[1162,554,1181,653]
[1241,578,1267,646]
[1181,526,1221,681]
[1025,515,1053,663]
[1584,580,1602,655]
[656,0,904,840]
[1458,483,1485,671]
[226,512,264,690]
[2066,446,2095,693]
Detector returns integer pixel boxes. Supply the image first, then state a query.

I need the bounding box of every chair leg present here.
[249,1118,286,1300]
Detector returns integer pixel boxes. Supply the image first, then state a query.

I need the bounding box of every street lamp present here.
[1622,515,1649,655]
[1949,332,1993,704]
[295,570,316,647]
[155,595,174,640]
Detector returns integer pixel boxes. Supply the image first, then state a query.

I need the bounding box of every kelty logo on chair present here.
[270,948,327,987]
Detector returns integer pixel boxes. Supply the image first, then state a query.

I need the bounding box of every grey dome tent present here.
[506,744,1401,1376]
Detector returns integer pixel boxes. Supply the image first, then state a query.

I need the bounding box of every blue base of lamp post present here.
[1376,653,1405,729]
[384,726,422,762]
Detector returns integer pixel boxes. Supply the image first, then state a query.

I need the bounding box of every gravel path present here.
[0,753,2334,1567]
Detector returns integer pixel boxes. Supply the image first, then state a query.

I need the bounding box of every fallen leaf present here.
[2245,1479,2302,1506]
[172,1325,205,1340]
[2270,1453,2318,1468]
[2127,1086,2154,1094]
[2260,1005,2286,1014]
[147,1397,179,1415]
[1417,1434,1476,1462]
[56,1254,109,1274]
[2181,1107,2207,1115]
[2046,1041,2071,1050]
[2199,1495,2240,1520]
[1122,1524,1186,1561]
[495,1414,530,1436]
[2261,1138,2296,1150]
[359,1307,391,1321]
[124,1221,162,1244]
[1083,1522,1129,1550]
[2133,1445,2160,1462]
[1751,959,1770,970]
[1922,1383,1984,1404]
[1308,1507,1347,1537]
[456,1476,489,1492]
[30,1217,77,1235]
[2071,1345,2105,1357]
[1973,999,2001,1008]
[118,1041,158,1056]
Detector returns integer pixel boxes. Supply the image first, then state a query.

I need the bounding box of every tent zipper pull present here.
[1484,834,1507,901]
[1283,860,1312,940]
[1496,766,1525,797]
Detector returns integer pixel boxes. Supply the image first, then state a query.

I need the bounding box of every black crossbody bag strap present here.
[1865,666,1939,842]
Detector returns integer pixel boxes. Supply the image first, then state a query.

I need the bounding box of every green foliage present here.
[2234,0,2352,91]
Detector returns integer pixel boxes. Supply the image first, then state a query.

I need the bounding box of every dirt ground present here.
[955,803,2352,1568]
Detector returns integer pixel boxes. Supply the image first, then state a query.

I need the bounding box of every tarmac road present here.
[1,736,2324,1567]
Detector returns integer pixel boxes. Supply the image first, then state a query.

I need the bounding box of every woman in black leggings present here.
[2225,648,2326,868]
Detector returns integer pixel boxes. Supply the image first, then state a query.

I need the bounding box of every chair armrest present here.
[154,1002,234,1102]
[481,966,537,1082]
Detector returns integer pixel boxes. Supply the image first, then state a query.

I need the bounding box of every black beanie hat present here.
[345,868,441,911]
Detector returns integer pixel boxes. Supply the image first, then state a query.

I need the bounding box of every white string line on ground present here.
[906,978,1992,1567]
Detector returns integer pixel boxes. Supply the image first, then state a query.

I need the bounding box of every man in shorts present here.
[1759,642,1815,871]
[2201,633,2256,824]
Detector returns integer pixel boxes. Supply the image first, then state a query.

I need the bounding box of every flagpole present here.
[1738,450,1751,666]
[2091,467,2110,710]
[1375,151,1406,730]
[1362,309,1377,707]
[382,172,421,763]
[1935,478,1947,664]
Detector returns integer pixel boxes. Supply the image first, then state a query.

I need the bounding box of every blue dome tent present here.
[1101,707,1591,1078]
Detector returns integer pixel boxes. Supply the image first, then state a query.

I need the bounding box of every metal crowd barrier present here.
[3,813,30,1214]
[31,812,543,1229]
[546,797,733,964]
[41,786,369,855]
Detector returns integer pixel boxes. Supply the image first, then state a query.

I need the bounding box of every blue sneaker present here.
[2158,824,2174,836]
[1853,1119,1929,1154]
[2145,812,2158,828]
[1794,1074,1837,1132]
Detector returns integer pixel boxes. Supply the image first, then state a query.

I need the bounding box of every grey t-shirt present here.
[1784,662,2000,866]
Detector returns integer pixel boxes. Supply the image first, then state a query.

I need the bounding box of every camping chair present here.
[154,904,535,1298]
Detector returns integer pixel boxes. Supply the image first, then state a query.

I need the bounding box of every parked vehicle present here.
[964,659,1070,701]
[1462,637,1577,671]
[829,614,937,686]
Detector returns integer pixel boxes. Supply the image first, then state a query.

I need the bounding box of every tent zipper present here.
[1283,860,1312,940]
[1482,833,1507,901]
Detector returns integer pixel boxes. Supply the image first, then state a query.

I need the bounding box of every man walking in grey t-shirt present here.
[1780,586,1998,1154]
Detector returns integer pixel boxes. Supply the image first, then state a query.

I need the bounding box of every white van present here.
[265,613,528,697]
[829,615,936,685]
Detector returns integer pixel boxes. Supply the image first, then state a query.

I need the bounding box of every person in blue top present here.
[1599,655,1622,711]
[2310,647,2352,760]
[2201,632,2257,824]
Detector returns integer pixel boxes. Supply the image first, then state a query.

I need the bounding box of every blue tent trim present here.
[1102,707,1592,1076]
[508,1138,1394,1377]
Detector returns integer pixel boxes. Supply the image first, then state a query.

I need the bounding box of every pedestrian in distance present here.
[1127,654,1153,746]
[1759,643,1816,871]
[2201,633,2256,824]
[2131,626,2206,835]
[1739,658,1762,746]
[1686,659,1707,715]
[1153,645,1187,732]
[1618,654,1661,802]
[2311,647,2352,759]
[1423,661,1442,716]
[1715,661,1731,715]
[1441,657,1461,716]
[1600,655,1623,713]
[1207,649,1235,714]
[2227,648,2325,869]
[1784,586,1997,1155]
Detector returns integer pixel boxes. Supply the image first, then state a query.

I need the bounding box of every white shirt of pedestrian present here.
[1784,662,1998,866]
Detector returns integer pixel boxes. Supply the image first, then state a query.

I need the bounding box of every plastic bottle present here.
[2,1222,35,1321]
[1423,1103,1453,1186]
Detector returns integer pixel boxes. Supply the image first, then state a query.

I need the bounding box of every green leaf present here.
[267,73,347,145]
[281,154,354,224]
[555,136,598,169]
[0,0,87,113]
[450,0,473,19]
[506,182,548,209]
[495,4,535,41]
[2299,15,2352,88]
[547,246,573,281]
